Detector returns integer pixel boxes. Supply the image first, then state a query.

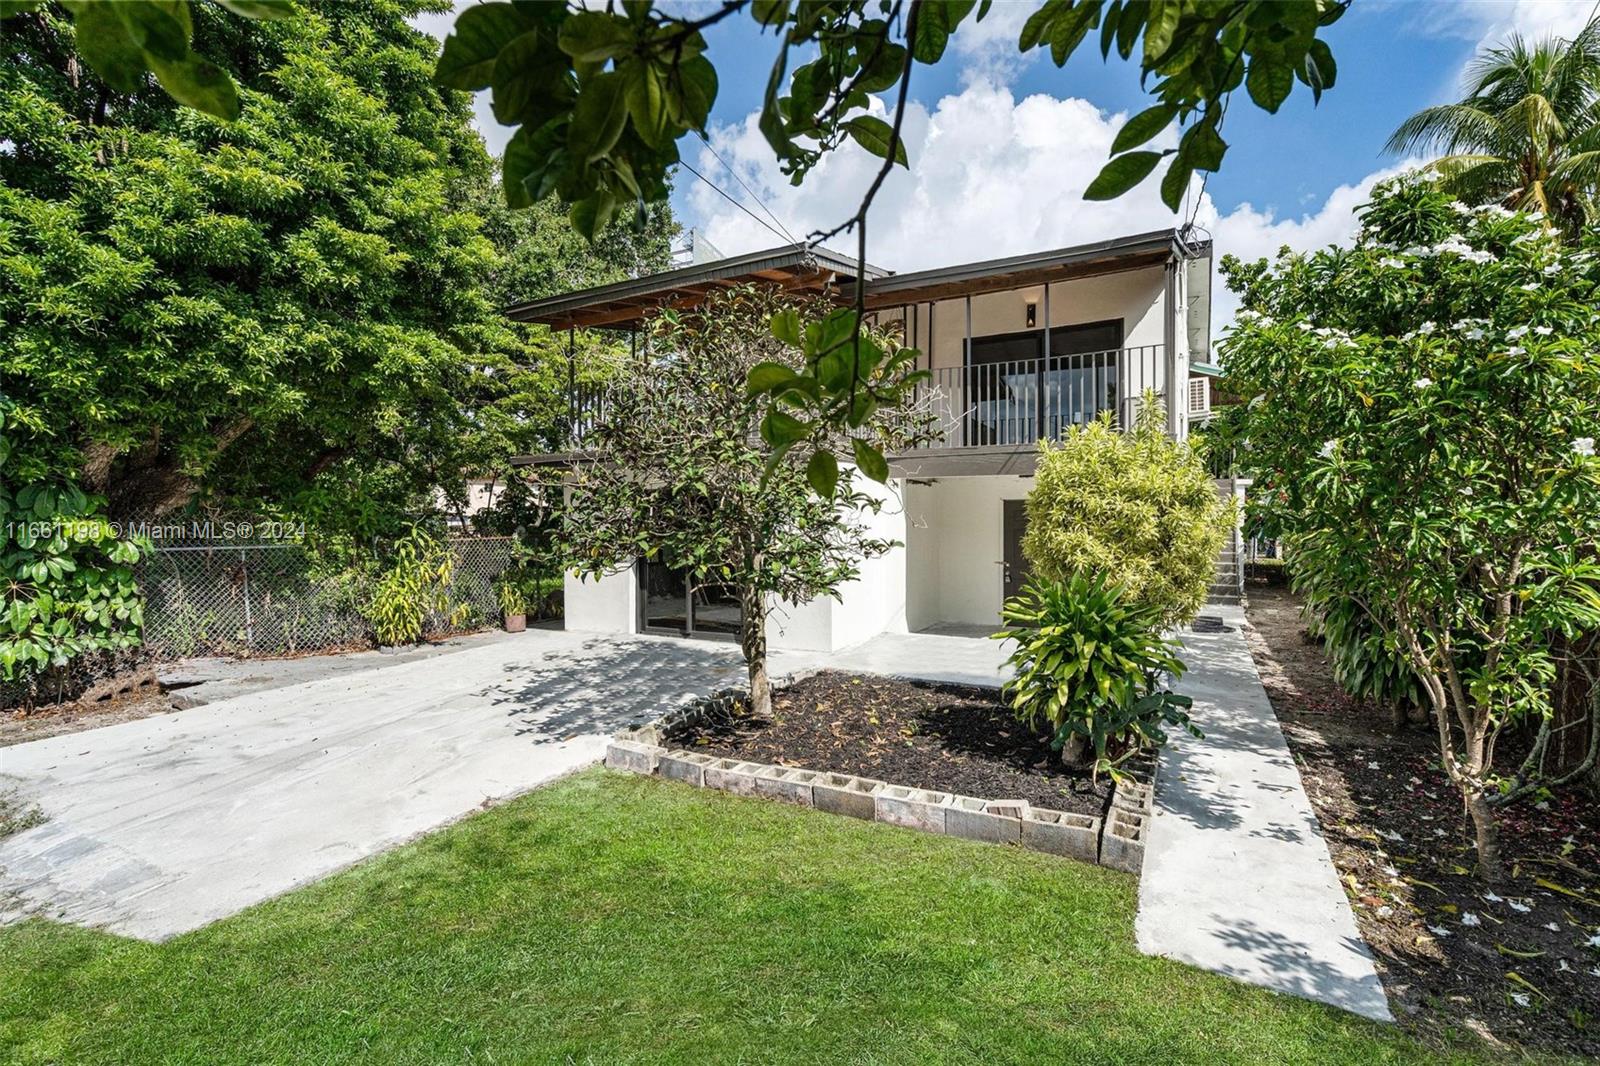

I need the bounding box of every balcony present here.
[551,344,1174,462]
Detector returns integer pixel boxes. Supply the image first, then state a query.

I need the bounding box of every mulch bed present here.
[1245,583,1600,1059]
[670,670,1111,817]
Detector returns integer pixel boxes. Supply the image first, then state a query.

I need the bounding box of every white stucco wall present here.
[904,474,1035,628]
[563,565,637,635]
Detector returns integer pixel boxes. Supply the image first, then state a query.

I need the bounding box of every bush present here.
[1024,398,1233,629]
[994,573,1199,777]
[364,529,465,646]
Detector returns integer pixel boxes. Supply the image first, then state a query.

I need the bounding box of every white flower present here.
[1507,325,1529,339]
[1543,263,1561,275]
[1449,201,1474,215]
[1484,892,1504,903]
[1376,905,1394,918]
[1534,325,1553,335]
[1320,440,1337,458]
[1511,993,1531,1008]
[1297,321,1314,332]
[1574,437,1596,457]
[1507,346,1526,355]
[1427,925,1452,938]
[1508,900,1531,914]
[1464,328,1485,341]
[1546,922,1562,933]
[1461,912,1481,927]
[1587,933,1600,948]
[1433,828,1447,837]
[1418,321,1437,334]
[1368,761,1381,769]
[1378,256,1406,269]
[1377,829,1404,842]
[1414,377,1433,389]
[1521,282,1540,291]
[1237,309,1262,321]
[1557,959,1571,972]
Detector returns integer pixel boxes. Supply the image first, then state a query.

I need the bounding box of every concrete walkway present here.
[1135,607,1392,1021]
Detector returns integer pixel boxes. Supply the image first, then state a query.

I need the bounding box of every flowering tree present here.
[1221,176,1600,881]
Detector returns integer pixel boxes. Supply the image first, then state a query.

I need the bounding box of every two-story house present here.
[508,228,1227,652]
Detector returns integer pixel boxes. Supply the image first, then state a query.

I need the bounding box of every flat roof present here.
[504,243,884,330]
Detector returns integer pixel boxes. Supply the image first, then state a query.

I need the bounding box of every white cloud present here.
[684,78,1411,333]
[1397,0,1593,47]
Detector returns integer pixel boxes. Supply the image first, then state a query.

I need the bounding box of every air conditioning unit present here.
[1189,376,1211,415]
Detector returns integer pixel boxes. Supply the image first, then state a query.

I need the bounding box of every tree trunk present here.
[1061,733,1089,765]
[739,585,771,719]
[1388,698,1407,734]
[1465,788,1504,883]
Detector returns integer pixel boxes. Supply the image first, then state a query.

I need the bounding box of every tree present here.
[34,0,1348,486]
[1219,175,1600,881]
[1024,400,1231,629]
[1387,16,1600,234]
[561,285,931,716]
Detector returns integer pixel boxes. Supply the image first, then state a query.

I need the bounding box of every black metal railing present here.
[915,344,1164,449]
[555,344,1167,453]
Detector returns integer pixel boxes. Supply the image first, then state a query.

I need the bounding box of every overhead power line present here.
[677,159,794,246]
[695,131,799,245]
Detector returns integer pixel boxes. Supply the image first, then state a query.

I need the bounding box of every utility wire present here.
[695,131,799,245]
[678,159,793,246]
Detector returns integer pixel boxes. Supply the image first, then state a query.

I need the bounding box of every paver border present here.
[606,675,1160,874]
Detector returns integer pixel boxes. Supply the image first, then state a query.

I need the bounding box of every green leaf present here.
[557,10,633,63]
[747,361,797,395]
[1111,104,1175,154]
[844,115,907,167]
[1246,55,1293,113]
[211,0,295,18]
[1159,156,1192,211]
[0,0,46,17]
[671,54,718,130]
[807,449,839,497]
[1143,0,1180,63]
[852,438,889,483]
[66,1,147,93]
[1084,151,1161,200]
[148,54,240,120]
[501,127,541,209]
[569,71,628,163]
[490,31,567,125]
[770,308,801,346]
[1303,39,1337,98]
[761,408,809,447]
[1049,2,1098,66]
[1181,120,1226,172]
[436,2,532,90]
[114,0,191,63]
[624,60,672,149]
[568,191,616,240]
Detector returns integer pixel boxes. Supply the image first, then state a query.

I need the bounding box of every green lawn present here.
[1,770,1502,1064]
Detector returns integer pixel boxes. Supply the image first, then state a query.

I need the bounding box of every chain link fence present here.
[137,537,528,659]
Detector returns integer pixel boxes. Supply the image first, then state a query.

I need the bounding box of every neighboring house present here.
[436,476,504,528]
[509,229,1229,651]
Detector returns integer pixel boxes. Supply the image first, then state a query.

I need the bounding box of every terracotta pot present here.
[504,613,527,633]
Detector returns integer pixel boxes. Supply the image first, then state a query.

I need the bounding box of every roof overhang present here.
[861,230,1208,309]
[504,243,883,331]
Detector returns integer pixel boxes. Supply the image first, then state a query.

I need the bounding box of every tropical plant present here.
[1219,173,1600,880]
[0,480,145,687]
[1386,16,1600,233]
[994,574,1198,778]
[1301,589,1424,727]
[365,529,465,647]
[1189,401,1249,478]
[494,568,531,619]
[561,284,933,718]
[1024,396,1233,629]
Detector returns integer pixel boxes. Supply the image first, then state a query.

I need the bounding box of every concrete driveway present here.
[0,630,766,941]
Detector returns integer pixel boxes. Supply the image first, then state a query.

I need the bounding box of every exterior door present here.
[637,557,740,641]
[1002,499,1030,602]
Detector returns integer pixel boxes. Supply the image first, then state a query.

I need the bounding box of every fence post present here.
[240,549,254,647]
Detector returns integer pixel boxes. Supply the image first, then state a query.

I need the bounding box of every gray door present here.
[1002,499,1030,602]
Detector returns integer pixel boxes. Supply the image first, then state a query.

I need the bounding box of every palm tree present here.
[1387,17,1600,231]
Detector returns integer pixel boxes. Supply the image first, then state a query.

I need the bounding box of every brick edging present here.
[606,675,1157,875]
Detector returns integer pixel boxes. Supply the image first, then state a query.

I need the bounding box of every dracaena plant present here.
[1220,173,1600,881]
[994,573,1198,780]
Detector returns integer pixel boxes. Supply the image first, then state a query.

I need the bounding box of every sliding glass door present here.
[966,320,1123,445]
[637,557,741,640]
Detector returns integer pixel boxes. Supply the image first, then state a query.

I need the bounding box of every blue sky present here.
[414,1,1597,321]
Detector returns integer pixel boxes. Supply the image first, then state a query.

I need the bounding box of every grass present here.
[0,770,1509,1064]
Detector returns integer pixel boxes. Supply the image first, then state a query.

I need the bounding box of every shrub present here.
[994,573,1200,777]
[365,529,466,646]
[1024,398,1233,629]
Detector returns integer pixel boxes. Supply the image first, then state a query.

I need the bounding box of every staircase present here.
[1207,478,1244,607]
[1207,542,1242,606]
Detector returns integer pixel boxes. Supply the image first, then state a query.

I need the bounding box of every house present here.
[508,228,1232,650]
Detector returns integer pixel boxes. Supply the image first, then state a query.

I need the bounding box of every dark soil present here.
[1,685,182,747]
[672,670,1111,817]
[1245,583,1600,1059]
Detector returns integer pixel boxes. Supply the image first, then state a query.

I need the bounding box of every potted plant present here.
[495,571,529,633]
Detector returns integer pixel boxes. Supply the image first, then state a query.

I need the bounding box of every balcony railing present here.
[913,344,1164,450]
[555,344,1167,454]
